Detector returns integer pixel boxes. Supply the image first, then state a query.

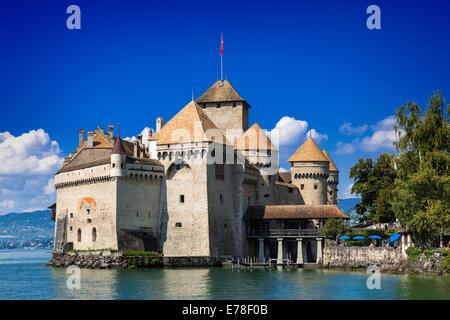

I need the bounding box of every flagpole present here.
[221,53,223,81]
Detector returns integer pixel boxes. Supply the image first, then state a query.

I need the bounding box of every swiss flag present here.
[220,33,223,56]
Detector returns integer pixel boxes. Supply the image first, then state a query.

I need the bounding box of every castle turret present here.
[322,150,339,205]
[288,138,329,206]
[111,135,127,177]
[234,123,278,176]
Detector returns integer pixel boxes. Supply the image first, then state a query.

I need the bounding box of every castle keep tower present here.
[322,150,339,205]
[196,80,249,138]
[288,138,329,206]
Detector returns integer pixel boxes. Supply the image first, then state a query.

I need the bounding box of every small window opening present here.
[175,222,182,227]
[179,195,184,203]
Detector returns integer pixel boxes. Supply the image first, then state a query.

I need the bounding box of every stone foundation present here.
[322,246,446,274]
[47,251,221,269]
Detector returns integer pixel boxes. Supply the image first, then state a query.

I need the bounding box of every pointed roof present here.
[196,80,247,104]
[92,133,113,148]
[288,138,329,162]
[234,123,277,150]
[322,150,339,172]
[112,136,126,154]
[149,101,228,145]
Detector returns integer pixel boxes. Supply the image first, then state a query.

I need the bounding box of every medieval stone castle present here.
[51,79,347,264]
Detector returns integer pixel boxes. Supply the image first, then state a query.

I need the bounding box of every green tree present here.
[392,91,450,246]
[321,218,346,240]
[349,153,396,222]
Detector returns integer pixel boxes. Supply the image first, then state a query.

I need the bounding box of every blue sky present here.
[0,0,449,214]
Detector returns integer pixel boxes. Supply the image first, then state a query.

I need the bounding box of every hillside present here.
[337,198,361,224]
[0,210,54,249]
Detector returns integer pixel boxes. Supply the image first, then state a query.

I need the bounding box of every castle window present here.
[179,195,184,203]
[112,163,116,168]
[121,163,124,168]
[92,228,97,242]
[301,184,304,190]
[267,150,271,156]
[264,194,269,198]
[77,229,81,242]
[136,211,139,217]
[86,209,90,215]
[330,191,333,195]
[314,184,318,190]
[175,222,182,228]
[87,219,92,223]
[219,194,224,205]
[70,226,73,231]
[215,163,224,180]
[70,213,73,219]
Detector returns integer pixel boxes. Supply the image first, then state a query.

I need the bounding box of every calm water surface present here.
[0,249,449,300]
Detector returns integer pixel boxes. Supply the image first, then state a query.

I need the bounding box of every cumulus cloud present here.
[124,127,153,147]
[44,178,55,195]
[0,129,63,175]
[340,183,356,199]
[306,129,328,145]
[359,116,399,152]
[0,200,16,209]
[0,129,61,215]
[339,122,368,136]
[335,141,357,155]
[268,116,308,147]
[278,167,289,173]
[335,116,401,154]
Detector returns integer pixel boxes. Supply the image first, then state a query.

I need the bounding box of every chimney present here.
[156,117,164,133]
[108,125,114,140]
[87,132,94,148]
[133,141,140,158]
[79,129,84,146]
[137,134,143,144]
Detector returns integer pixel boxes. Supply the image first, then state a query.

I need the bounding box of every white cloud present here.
[335,141,356,155]
[306,129,328,145]
[44,178,55,195]
[268,116,308,147]
[335,116,401,154]
[0,129,63,175]
[278,167,289,173]
[339,122,368,136]
[0,200,16,209]
[0,129,61,215]
[359,116,399,152]
[124,127,153,147]
[341,183,356,199]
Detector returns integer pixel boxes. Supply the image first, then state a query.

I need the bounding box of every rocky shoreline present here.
[47,251,221,269]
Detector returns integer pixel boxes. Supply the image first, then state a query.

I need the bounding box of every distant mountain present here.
[0,210,54,242]
[337,198,361,224]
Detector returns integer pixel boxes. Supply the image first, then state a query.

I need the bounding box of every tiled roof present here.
[288,138,329,162]
[196,80,246,103]
[322,150,339,172]
[244,205,349,220]
[278,171,292,183]
[234,123,277,150]
[112,137,126,154]
[149,101,229,145]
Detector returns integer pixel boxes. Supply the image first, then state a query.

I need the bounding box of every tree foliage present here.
[349,153,396,222]
[391,91,450,245]
[321,218,346,240]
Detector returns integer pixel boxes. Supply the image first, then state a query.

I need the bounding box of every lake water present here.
[0,249,448,300]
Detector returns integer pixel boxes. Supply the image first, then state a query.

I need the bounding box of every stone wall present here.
[48,251,220,269]
[323,246,402,271]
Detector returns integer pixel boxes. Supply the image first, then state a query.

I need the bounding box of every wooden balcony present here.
[247,229,321,238]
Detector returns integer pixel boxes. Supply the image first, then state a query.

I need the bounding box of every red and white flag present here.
[220,33,223,56]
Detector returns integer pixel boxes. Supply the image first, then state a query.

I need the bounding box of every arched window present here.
[92,228,97,242]
[77,229,81,242]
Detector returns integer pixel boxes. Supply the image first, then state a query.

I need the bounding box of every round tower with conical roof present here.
[322,150,339,204]
[111,135,127,177]
[288,138,329,206]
